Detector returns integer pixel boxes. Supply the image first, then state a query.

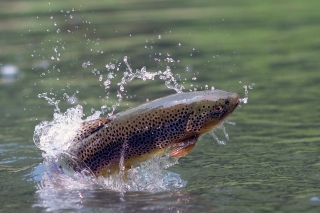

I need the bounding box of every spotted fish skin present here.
[66,90,240,177]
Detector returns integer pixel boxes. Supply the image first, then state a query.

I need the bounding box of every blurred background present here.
[0,0,320,212]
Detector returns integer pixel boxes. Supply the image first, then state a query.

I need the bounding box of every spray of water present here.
[34,56,189,192]
[117,56,184,94]
[34,55,253,192]
[239,83,255,104]
[34,102,186,192]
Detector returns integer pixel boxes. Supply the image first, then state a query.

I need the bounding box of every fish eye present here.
[225,100,229,105]
[214,106,223,112]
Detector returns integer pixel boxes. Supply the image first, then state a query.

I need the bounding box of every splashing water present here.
[91,56,185,115]
[209,120,236,145]
[33,104,101,156]
[239,83,255,104]
[116,56,184,94]
[33,102,186,192]
[34,56,251,192]
[33,56,188,192]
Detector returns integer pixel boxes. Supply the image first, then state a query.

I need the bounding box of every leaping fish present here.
[62,89,240,177]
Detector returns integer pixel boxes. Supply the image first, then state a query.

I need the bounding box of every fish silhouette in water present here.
[62,90,240,177]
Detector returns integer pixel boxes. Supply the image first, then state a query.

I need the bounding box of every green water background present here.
[0,0,320,212]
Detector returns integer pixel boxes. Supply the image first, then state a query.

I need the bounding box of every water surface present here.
[1,0,320,212]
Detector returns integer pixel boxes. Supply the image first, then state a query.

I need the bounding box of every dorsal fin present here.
[74,117,111,141]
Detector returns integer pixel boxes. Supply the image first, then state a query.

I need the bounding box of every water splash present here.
[92,56,185,116]
[34,58,188,192]
[38,93,61,113]
[34,54,246,192]
[97,156,186,193]
[116,56,184,94]
[240,83,255,104]
[33,102,186,192]
[209,120,236,145]
[33,104,100,155]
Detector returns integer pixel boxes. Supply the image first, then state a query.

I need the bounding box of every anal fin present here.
[170,136,198,158]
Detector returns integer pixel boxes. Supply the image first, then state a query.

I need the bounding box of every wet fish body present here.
[65,90,240,176]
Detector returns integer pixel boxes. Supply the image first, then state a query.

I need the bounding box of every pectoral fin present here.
[170,136,198,158]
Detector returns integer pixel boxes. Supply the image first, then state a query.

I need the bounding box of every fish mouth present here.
[232,99,240,111]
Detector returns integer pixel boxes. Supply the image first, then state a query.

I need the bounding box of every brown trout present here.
[63,90,240,177]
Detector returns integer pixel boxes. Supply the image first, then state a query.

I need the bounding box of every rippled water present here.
[1,1,320,212]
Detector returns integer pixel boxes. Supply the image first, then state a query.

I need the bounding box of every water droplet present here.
[82,61,91,69]
[104,79,111,89]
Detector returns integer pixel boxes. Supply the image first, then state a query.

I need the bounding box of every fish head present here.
[186,90,240,134]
